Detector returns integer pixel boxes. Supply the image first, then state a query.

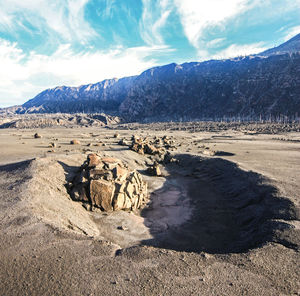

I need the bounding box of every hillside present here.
[2,34,300,121]
[120,53,300,121]
[259,33,300,56]
[19,77,136,114]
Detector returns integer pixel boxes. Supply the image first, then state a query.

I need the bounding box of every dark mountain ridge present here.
[259,33,300,57]
[21,76,136,114]
[120,53,300,121]
[2,34,300,121]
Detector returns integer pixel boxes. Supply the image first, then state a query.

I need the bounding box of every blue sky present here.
[0,0,299,107]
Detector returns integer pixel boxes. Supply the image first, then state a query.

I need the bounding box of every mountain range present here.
[3,33,300,121]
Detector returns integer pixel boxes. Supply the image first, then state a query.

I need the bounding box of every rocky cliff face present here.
[21,76,136,114]
[120,53,300,121]
[4,34,300,121]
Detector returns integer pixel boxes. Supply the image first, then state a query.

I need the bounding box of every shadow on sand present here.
[57,161,81,183]
[140,154,299,254]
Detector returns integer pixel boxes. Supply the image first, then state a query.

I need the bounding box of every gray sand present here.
[0,125,299,295]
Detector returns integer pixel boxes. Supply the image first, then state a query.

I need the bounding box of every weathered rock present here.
[34,133,42,139]
[126,182,135,197]
[70,139,80,145]
[147,162,161,176]
[114,133,120,138]
[90,179,115,211]
[118,139,128,146]
[129,135,174,159]
[202,149,216,156]
[123,195,132,210]
[113,192,125,210]
[69,154,148,212]
[113,166,128,182]
[87,153,101,167]
[144,143,159,155]
[131,143,144,155]
[89,168,107,179]
[115,181,126,193]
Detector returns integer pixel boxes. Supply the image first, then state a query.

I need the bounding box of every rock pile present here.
[130,135,176,159]
[69,154,148,211]
[128,135,179,172]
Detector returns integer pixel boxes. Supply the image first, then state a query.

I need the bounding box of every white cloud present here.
[0,39,170,107]
[206,38,226,48]
[284,26,300,41]
[139,0,173,45]
[173,0,255,49]
[0,0,96,43]
[212,42,267,59]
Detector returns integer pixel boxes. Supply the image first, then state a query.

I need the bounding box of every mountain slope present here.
[259,33,300,56]
[120,53,300,120]
[21,76,136,114]
[4,34,300,121]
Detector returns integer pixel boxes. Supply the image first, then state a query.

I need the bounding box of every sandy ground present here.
[0,125,299,295]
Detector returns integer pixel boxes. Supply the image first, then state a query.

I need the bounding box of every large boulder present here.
[69,154,148,211]
[90,179,115,211]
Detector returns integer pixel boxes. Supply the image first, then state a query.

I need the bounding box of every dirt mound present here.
[2,155,100,237]
[1,152,298,254]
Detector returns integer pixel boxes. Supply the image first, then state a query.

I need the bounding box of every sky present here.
[0,0,300,107]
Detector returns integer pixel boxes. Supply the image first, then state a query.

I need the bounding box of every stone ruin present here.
[69,154,148,211]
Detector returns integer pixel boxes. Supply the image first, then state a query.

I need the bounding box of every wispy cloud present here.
[139,0,173,46]
[172,0,300,58]
[212,42,267,59]
[173,0,254,50]
[283,26,300,41]
[206,38,226,48]
[0,39,171,107]
[0,0,96,44]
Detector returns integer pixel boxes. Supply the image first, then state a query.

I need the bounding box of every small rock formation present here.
[130,135,165,156]
[70,139,80,145]
[201,149,216,156]
[118,139,129,146]
[147,162,161,176]
[34,133,42,139]
[49,142,56,148]
[130,135,178,164]
[69,154,148,211]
